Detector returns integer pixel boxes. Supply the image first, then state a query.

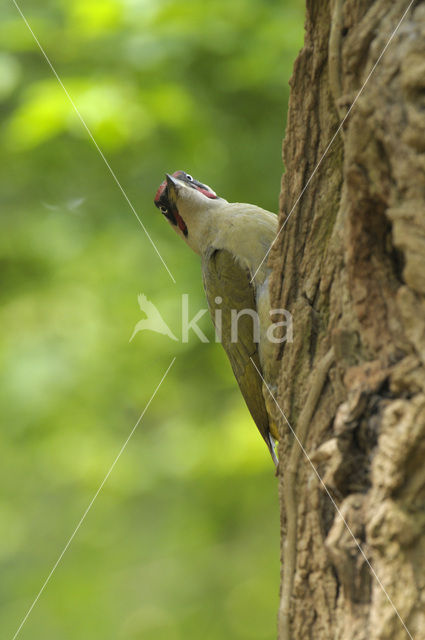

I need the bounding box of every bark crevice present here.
[270,2,425,638]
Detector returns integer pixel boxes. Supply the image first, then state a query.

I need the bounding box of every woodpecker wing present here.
[202,248,273,454]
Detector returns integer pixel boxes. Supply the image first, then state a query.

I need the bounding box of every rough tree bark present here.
[269,1,425,639]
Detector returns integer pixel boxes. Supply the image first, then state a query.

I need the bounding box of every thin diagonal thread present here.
[11,0,176,284]
[11,357,176,640]
[250,0,415,284]
[250,357,413,640]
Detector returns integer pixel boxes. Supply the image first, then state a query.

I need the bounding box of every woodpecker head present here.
[154,171,225,250]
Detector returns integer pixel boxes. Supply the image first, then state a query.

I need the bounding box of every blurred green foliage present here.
[0,0,304,638]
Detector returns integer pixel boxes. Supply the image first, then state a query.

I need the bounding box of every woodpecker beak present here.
[166,173,179,202]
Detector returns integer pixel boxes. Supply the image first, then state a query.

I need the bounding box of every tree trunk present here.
[269,1,425,639]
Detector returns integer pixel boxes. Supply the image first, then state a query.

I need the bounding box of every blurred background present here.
[0,1,304,638]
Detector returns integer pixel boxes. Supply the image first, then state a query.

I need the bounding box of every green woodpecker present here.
[154,171,279,465]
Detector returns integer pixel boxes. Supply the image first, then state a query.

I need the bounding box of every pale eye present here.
[186,174,193,181]
[160,206,168,214]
